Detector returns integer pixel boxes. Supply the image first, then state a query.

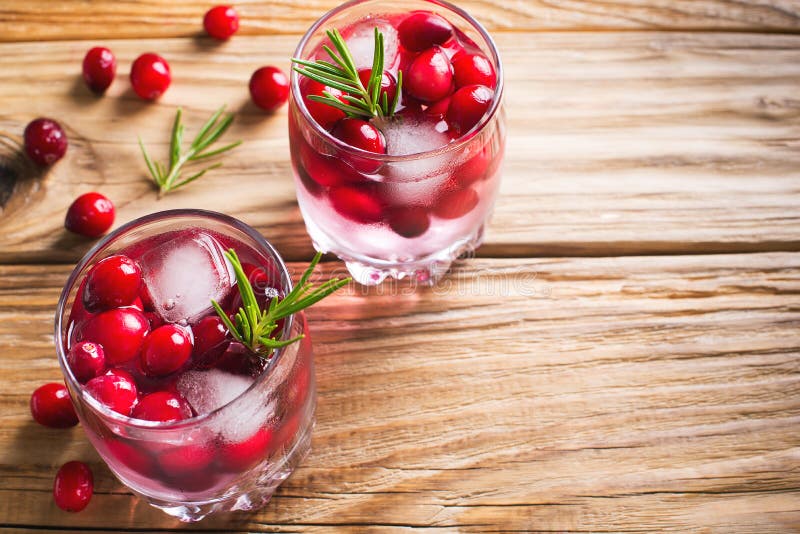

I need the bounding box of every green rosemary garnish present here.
[292,28,402,119]
[212,250,350,357]
[139,106,242,197]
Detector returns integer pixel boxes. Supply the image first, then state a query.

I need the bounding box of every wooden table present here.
[1,1,799,532]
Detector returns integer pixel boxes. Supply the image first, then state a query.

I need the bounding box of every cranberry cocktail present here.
[289,0,505,284]
[55,210,345,522]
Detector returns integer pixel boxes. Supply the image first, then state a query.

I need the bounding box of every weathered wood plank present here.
[0,253,798,531]
[2,0,800,42]
[0,32,798,262]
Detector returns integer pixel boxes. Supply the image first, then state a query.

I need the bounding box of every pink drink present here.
[55,211,314,522]
[289,0,505,284]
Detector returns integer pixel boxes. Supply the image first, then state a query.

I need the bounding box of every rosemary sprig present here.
[212,250,350,357]
[139,106,242,197]
[292,28,402,119]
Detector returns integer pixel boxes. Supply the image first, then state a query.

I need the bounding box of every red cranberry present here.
[329,185,385,223]
[53,461,93,512]
[105,439,155,475]
[85,369,138,416]
[299,142,361,187]
[82,47,116,93]
[192,315,228,361]
[300,78,347,130]
[405,46,454,103]
[82,255,142,312]
[357,68,397,104]
[30,383,78,428]
[132,391,192,422]
[446,84,493,135]
[425,96,451,118]
[452,53,496,89]
[249,66,289,112]
[332,118,386,154]
[217,428,273,471]
[387,206,431,238]
[457,145,491,186]
[64,192,115,238]
[24,118,67,166]
[78,308,149,365]
[158,443,215,477]
[67,341,106,383]
[434,187,479,219]
[130,53,171,100]
[203,5,239,40]
[213,341,268,378]
[398,11,454,52]
[140,324,193,376]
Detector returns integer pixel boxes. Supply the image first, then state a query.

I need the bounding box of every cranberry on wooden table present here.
[30,383,78,428]
[398,11,454,52]
[85,369,138,416]
[24,118,67,166]
[53,461,93,512]
[249,66,290,112]
[64,192,115,238]
[82,47,116,93]
[130,53,171,100]
[82,255,142,313]
[67,341,106,383]
[203,5,239,40]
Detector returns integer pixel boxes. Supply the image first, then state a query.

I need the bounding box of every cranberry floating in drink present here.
[54,210,347,521]
[289,0,505,285]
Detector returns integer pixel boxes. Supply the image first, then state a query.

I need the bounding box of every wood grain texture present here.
[2,0,800,42]
[0,253,798,531]
[0,32,799,263]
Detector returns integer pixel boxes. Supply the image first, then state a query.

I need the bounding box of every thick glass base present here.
[137,420,314,522]
[302,211,485,286]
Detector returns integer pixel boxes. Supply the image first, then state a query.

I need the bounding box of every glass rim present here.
[290,0,504,162]
[54,209,297,430]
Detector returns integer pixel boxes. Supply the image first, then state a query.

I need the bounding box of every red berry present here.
[158,443,215,477]
[53,461,93,513]
[329,185,385,223]
[387,206,431,238]
[140,324,193,376]
[64,192,115,238]
[446,84,494,135]
[357,68,398,105]
[82,255,142,312]
[132,391,192,422]
[398,11,454,52]
[30,383,78,428]
[457,145,491,186]
[82,47,116,93]
[425,96,451,118]
[217,428,273,471]
[67,341,106,383]
[105,439,155,476]
[78,308,149,365]
[299,142,361,187]
[434,187,479,219]
[130,53,171,100]
[332,118,386,154]
[300,78,347,130]
[405,46,454,103]
[249,66,289,112]
[192,315,228,361]
[24,118,67,166]
[86,369,138,416]
[452,53,496,89]
[203,5,239,40]
[85,369,138,416]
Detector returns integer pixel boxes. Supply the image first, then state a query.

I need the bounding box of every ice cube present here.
[382,116,453,204]
[177,369,255,416]
[344,18,400,70]
[140,231,235,324]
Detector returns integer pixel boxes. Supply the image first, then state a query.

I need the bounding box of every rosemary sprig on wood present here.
[139,106,241,197]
